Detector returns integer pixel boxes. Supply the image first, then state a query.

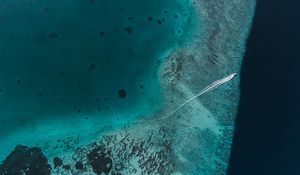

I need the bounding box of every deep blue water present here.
[228,0,300,174]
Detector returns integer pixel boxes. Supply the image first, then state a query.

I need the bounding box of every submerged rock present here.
[87,146,113,174]
[52,157,63,168]
[0,145,51,175]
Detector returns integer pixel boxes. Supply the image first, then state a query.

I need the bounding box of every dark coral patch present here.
[88,63,96,71]
[128,16,135,22]
[157,19,162,25]
[53,157,63,168]
[118,89,126,98]
[62,164,71,170]
[44,7,49,13]
[0,145,51,175]
[75,161,84,170]
[38,92,43,97]
[124,26,134,34]
[99,31,105,37]
[87,146,112,174]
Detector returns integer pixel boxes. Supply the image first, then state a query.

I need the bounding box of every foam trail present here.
[161,73,237,120]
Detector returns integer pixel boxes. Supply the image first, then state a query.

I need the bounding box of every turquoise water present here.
[0,0,257,174]
[0,0,195,161]
[0,1,193,128]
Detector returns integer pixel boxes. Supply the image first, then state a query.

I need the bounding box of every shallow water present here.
[0,0,256,174]
[0,0,196,160]
[0,0,194,128]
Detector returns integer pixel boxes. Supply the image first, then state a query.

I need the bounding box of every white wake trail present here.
[160,73,237,120]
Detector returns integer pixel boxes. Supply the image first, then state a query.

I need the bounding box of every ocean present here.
[0,0,195,160]
[228,0,300,174]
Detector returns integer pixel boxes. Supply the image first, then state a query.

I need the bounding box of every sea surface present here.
[0,0,195,161]
[228,0,300,174]
[0,0,261,174]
